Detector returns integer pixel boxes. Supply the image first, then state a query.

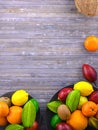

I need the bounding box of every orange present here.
[95,104,98,119]
[0,117,8,126]
[84,36,98,51]
[0,102,9,117]
[82,101,97,117]
[67,110,88,130]
[7,106,22,124]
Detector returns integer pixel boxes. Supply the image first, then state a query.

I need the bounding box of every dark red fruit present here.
[25,121,38,130]
[89,91,98,104]
[58,87,73,101]
[56,122,72,130]
[82,64,97,82]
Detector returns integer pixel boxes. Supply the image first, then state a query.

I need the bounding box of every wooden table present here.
[0,0,98,129]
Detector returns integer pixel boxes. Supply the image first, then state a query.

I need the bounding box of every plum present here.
[89,91,98,104]
[58,87,73,101]
[56,122,72,130]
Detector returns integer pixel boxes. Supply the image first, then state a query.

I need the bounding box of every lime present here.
[74,81,94,96]
[30,98,39,112]
[78,96,88,109]
[47,101,62,113]
[50,114,61,128]
[11,90,29,106]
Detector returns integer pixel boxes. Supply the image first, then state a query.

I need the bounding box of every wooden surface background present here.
[0,0,98,129]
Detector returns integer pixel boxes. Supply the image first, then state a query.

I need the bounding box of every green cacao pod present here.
[5,124,24,130]
[66,90,80,112]
[22,100,36,127]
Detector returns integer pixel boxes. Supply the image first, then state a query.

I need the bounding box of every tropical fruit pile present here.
[47,64,98,130]
[0,90,39,130]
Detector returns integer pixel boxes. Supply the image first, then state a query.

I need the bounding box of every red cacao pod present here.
[82,64,97,82]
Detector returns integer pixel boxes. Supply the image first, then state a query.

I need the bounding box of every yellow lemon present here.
[11,90,29,106]
[74,81,94,96]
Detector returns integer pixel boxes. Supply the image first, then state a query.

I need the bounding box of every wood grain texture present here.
[0,0,98,129]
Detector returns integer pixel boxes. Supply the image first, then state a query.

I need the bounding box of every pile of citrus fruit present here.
[0,89,39,130]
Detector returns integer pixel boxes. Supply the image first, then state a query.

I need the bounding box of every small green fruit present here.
[50,114,61,128]
[78,96,88,109]
[30,98,39,112]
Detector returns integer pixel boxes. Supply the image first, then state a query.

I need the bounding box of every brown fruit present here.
[57,104,71,121]
[0,97,11,107]
[74,0,98,16]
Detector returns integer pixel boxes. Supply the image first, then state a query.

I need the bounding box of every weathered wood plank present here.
[0,0,74,6]
[0,0,98,129]
[0,56,97,68]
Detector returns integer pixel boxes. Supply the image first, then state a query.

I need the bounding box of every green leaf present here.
[47,101,62,113]
[5,124,24,130]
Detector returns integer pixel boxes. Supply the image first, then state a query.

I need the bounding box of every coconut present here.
[74,0,98,16]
